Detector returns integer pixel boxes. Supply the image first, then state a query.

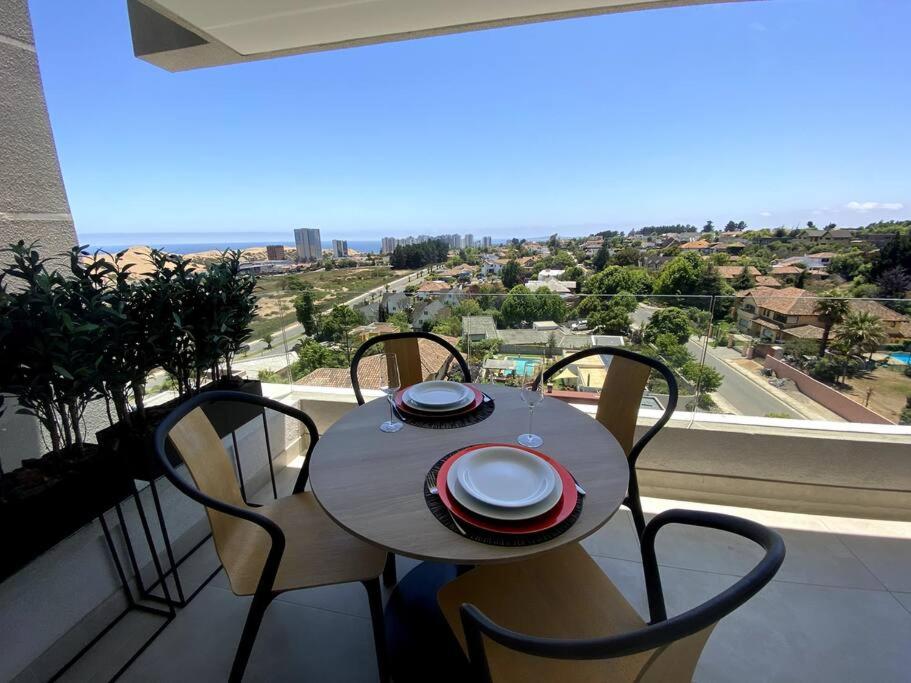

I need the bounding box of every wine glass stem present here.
[389,395,396,423]
[528,406,534,435]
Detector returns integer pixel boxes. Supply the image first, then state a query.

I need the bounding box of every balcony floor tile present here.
[638,497,887,590]
[120,584,379,682]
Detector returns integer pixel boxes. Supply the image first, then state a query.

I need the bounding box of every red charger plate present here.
[435,443,578,535]
[395,384,483,417]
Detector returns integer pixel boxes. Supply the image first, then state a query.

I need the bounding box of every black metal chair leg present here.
[363,578,390,683]
[230,591,275,683]
[382,553,397,587]
[625,492,647,540]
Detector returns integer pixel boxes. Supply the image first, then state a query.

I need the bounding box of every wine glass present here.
[380,352,403,433]
[517,363,543,447]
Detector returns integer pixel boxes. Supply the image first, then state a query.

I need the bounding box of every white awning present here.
[129,0,747,71]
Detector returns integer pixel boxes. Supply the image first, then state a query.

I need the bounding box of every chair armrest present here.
[458,509,784,674]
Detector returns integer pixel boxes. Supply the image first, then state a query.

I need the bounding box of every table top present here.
[308,383,629,564]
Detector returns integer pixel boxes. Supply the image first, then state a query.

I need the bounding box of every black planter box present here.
[0,444,134,582]
[96,379,264,482]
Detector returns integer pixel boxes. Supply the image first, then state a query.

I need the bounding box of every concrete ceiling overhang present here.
[128,0,753,72]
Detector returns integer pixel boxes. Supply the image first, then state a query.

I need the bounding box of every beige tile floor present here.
[59,465,911,683]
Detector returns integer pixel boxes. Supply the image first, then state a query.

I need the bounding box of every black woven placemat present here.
[394,393,495,429]
[424,449,584,546]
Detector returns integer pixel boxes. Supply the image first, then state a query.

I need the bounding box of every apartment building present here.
[293,227,322,262]
[332,239,348,257]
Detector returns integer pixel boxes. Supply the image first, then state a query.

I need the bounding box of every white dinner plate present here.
[456,446,557,508]
[446,457,563,521]
[403,381,473,411]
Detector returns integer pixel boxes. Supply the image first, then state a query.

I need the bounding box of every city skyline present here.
[30,1,910,238]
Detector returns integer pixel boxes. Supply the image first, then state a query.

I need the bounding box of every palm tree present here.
[836,311,887,363]
[815,293,850,356]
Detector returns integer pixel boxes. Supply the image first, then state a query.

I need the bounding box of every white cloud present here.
[844,201,904,212]
[759,211,772,217]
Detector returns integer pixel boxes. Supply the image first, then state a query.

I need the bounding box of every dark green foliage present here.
[652,252,729,304]
[293,283,319,335]
[501,260,521,289]
[291,338,347,380]
[583,266,652,297]
[730,266,756,291]
[592,243,611,271]
[499,285,566,326]
[680,360,723,393]
[389,239,449,269]
[643,307,692,344]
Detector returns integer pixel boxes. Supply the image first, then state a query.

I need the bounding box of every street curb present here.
[716,352,816,419]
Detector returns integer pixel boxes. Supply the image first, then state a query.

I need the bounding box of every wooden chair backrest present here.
[167,408,245,551]
[595,354,652,458]
[384,336,424,387]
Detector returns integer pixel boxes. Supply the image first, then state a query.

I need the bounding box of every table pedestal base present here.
[385,562,472,682]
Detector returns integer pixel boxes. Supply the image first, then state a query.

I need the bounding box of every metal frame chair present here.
[154,391,390,683]
[350,330,472,406]
[534,346,677,538]
[449,510,785,683]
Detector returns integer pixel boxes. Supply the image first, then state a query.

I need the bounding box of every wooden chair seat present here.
[438,543,711,683]
[218,491,388,596]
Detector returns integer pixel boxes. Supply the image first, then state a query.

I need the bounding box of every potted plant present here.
[95,249,262,479]
[0,243,133,580]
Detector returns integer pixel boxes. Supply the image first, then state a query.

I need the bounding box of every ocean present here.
[80,239,383,255]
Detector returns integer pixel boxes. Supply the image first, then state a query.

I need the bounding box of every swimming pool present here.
[889,352,911,365]
[505,356,541,376]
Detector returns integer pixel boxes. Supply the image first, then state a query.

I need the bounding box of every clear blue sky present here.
[30,0,910,243]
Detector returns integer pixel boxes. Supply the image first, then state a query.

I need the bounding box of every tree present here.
[563,265,585,290]
[653,333,692,368]
[806,221,817,230]
[680,360,723,394]
[500,285,534,327]
[389,239,449,269]
[499,285,566,326]
[702,220,714,233]
[836,311,886,362]
[652,252,728,302]
[643,307,691,344]
[501,259,521,289]
[877,266,911,299]
[293,284,319,336]
[583,266,652,297]
[291,338,347,380]
[592,243,611,271]
[815,293,850,356]
[731,266,756,291]
[263,334,273,350]
[432,316,462,337]
[387,310,411,332]
[829,250,866,281]
[319,305,364,361]
[610,246,640,267]
[871,232,911,281]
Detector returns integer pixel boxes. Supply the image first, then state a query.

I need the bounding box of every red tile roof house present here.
[678,239,714,255]
[735,287,822,343]
[716,265,761,282]
[847,300,911,341]
[295,336,461,389]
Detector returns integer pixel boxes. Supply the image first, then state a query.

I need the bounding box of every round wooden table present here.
[308,383,629,565]
[309,384,629,681]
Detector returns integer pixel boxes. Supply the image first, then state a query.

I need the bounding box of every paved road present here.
[686,338,800,417]
[244,267,429,356]
[632,304,800,417]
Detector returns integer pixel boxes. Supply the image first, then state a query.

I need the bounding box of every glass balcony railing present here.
[124,257,908,432]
